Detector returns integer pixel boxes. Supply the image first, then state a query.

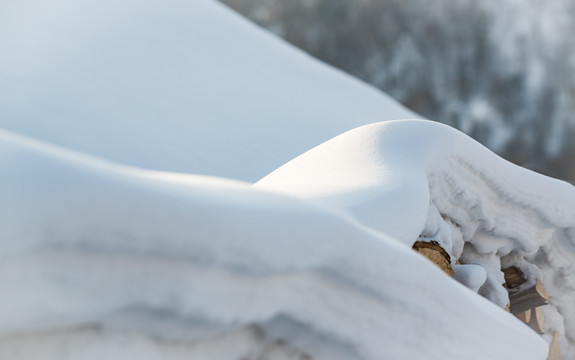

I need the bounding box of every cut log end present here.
[536,278,550,302]
[529,307,545,334]
[516,309,531,323]
[503,266,526,289]
[547,331,561,360]
[412,241,454,277]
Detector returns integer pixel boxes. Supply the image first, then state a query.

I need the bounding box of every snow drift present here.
[0,0,415,182]
[1,0,572,358]
[0,127,548,360]
[256,119,575,357]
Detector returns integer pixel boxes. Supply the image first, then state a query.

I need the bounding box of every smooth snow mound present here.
[0,129,546,360]
[256,119,575,357]
[0,0,415,181]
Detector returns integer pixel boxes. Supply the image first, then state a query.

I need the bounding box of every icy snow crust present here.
[0,0,415,182]
[0,129,548,359]
[257,119,575,357]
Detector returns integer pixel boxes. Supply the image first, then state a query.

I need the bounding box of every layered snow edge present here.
[0,123,556,360]
[256,119,575,358]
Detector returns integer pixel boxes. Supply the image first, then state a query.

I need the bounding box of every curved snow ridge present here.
[0,130,546,359]
[255,119,575,355]
[256,119,574,236]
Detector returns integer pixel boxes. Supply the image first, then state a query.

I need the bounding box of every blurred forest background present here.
[220,0,575,184]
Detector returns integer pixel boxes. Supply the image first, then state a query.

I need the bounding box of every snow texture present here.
[0,0,572,359]
[256,119,575,357]
[0,0,415,182]
[0,126,548,360]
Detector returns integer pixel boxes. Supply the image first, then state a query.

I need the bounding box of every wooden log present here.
[509,279,549,314]
[503,266,526,289]
[528,307,545,334]
[547,331,561,360]
[412,241,454,277]
[516,309,532,323]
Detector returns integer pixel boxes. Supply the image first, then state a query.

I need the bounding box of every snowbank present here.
[0,129,547,359]
[0,0,415,182]
[256,119,575,357]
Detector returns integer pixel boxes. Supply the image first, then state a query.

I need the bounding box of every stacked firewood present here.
[503,266,559,360]
[412,242,559,359]
[412,241,454,276]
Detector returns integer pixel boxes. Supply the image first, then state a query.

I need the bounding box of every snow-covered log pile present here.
[0,123,552,360]
[1,0,573,359]
[256,119,575,358]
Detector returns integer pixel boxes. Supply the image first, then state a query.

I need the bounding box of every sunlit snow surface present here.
[0,0,415,182]
[0,126,549,360]
[257,120,575,357]
[1,0,573,359]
